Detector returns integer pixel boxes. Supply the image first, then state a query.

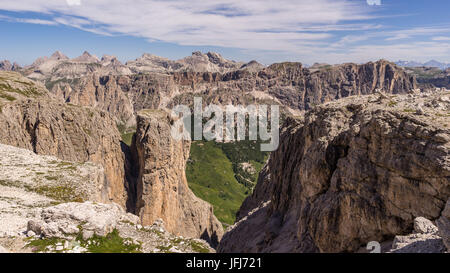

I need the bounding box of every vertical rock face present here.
[436,199,450,250]
[51,74,136,126]
[302,60,417,109]
[48,60,416,121]
[219,91,450,253]
[131,110,224,247]
[0,72,130,208]
[0,99,129,207]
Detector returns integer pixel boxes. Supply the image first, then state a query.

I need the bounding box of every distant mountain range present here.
[396,60,450,70]
[0,51,264,82]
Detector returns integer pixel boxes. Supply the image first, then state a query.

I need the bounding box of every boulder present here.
[414,217,439,234]
[27,202,140,239]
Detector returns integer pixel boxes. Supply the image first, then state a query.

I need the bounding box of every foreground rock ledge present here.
[219,91,450,253]
[23,202,214,253]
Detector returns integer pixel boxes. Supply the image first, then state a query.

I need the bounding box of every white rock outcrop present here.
[27,202,140,240]
[390,217,445,253]
[0,245,9,253]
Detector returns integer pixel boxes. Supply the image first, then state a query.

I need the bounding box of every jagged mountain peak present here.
[50,51,69,61]
[72,51,100,63]
[240,60,265,72]
[0,60,19,71]
[139,53,170,61]
[100,54,122,66]
[191,51,203,57]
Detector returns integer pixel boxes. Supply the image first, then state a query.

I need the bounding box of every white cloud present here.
[16,18,58,25]
[66,0,81,6]
[0,14,57,25]
[0,0,449,63]
[366,0,381,6]
[433,36,450,41]
[0,0,373,53]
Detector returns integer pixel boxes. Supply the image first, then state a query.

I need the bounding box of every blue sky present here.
[0,0,449,66]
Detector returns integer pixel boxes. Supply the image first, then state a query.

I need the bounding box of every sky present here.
[0,0,449,66]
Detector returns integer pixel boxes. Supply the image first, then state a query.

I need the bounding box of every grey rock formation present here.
[219,91,450,253]
[71,51,100,63]
[0,60,13,71]
[126,51,249,74]
[0,71,50,102]
[50,73,136,125]
[48,59,417,124]
[131,110,224,247]
[0,72,130,208]
[0,60,21,71]
[389,217,445,253]
[414,217,439,234]
[50,51,69,61]
[0,143,108,238]
[125,53,185,73]
[436,199,450,251]
[27,202,139,240]
[22,51,131,82]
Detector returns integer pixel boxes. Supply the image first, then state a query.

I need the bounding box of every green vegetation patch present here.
[25,184,84,203]
[27,237,66,253]
[76,229,142,253]
[156,238,210,253]
[27,229,141,253]
[121,132,135,146]
[186,141,249,225]
[0,82,43,98]
[218,140,269,189]
[117,123,136,146]
[45,77,81,91]
[0,90,17,101]
[388,100,398,107]
[188,240,210,253]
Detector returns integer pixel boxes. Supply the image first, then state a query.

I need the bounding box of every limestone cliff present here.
[0,99,129,207]
[218,90,450,253]
[0,72,129,207]
[50,74,136,126]
[131,110,224,247]
[48,59,417,120]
